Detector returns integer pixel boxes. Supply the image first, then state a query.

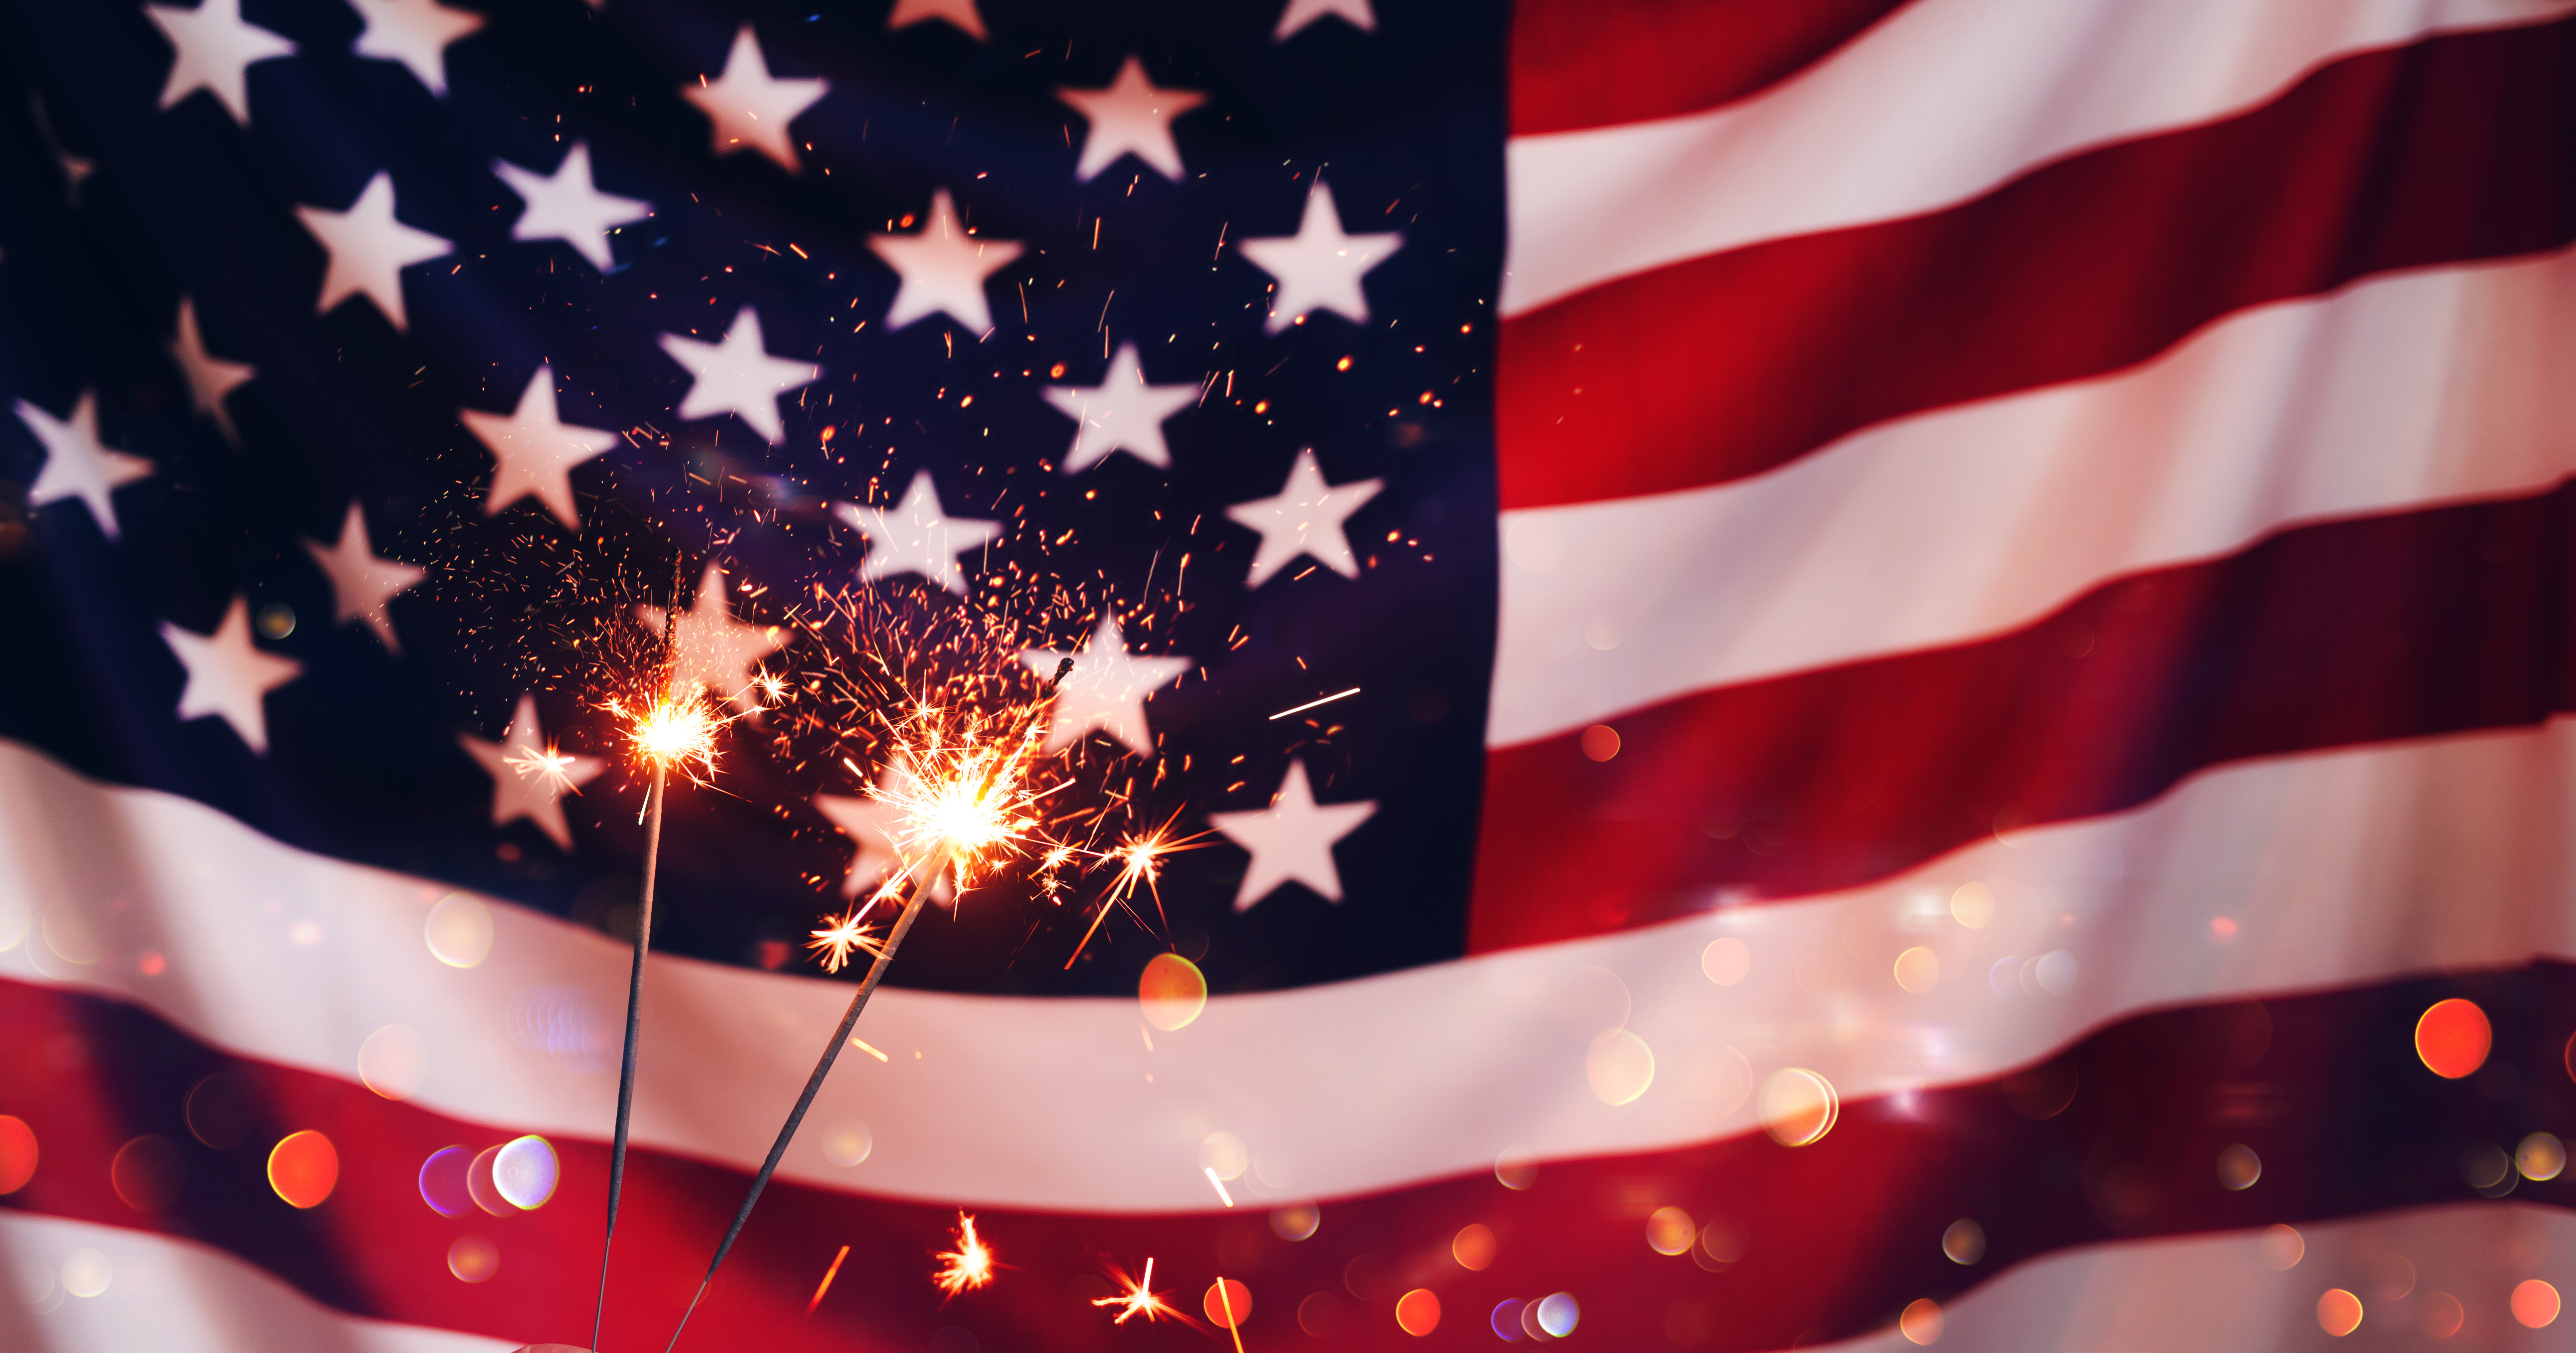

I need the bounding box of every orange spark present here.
[931,1212,994,1297]
[1091,1256,1196,1327]
[807,1244,850,1315]
[805,911,885,974]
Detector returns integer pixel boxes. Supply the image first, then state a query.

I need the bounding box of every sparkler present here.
[931,1212,995,1298]
[1091,1256,1197,1327]
[660,655,1077,1353]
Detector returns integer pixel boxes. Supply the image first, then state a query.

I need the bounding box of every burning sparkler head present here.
[932,1212,994,1297]
[627,685,720,770]
[1092,1256,1193,1326]
[805,911,885,974]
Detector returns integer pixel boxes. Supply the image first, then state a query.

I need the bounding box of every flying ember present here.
[931,1212,995,1297]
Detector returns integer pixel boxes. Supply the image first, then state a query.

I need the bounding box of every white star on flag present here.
[1208,760,1376,911]
[349,0,485,97]
[461,364,621,531]
[1274,0,1376,40]
[1227,447,1383,588]
[16,391,154,540]
[1020,618,1189,757]
[1041,343,1198,475]
[144,0,294,126]
[869,189,1023,333]
[168,296,255,446]
[635,562,789,712]
[1057,56,1206,182]
[1238,177,1402,332]
[302,501,424,654]
[832,470,1000,596]
[661,306,820,446]
[813,787,904,899]
[495,141,651,273]
[888,0,986,40]
[459,693,601,851]
[682,25,828,173]
[295,172,451,331]
[160,595,302,754]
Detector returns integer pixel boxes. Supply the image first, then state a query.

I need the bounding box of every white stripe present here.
[0,1211,508,1353]
[1796,1203,2572,1353]
[1500,0,2575,316]
[2,719,2572,1212]
[1490,243,2576,746]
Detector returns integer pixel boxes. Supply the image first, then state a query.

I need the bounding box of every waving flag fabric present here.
[2,0,2574,1350]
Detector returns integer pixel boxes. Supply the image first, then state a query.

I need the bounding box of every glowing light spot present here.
[1204,1277,1252,1328]
[932,1212,995,1296]
[1587,1029,1655,1105]
[467,1144,512,1215]
[1941,1219,1984,1265]
[1647,1206,1695,1256]
[1701,936,1750,985]
[1579,724,1620,762]
[1893,947,1939,994]
[2515,1280,2562,1328]
[2216,1144,2262,1190]
[419,1146,472,1217]
[1201,1132,1249,1181]
[2414,998,2490,1079]
[1494,1147,1537,1190]
[1898,1297,1943,1345]
[1394,1288,1440,1337]
[447,1235,498,1283]
[1536,1292,1579,1338]
[492,1135,559,1209]
[2317,1288,2363,1337]
[2419,1290,2465,1338]
[1271,1204,1320,1242]
[1453,1223,1496,1271]
[1140,953,1207,1031]
[1949,882,1995,929]
[0,1115,35,1194]
[359,1023,427,1100]
[2518,1132,2566,1181]
[110,1135,182,1212]
[1758,1067,1838,1147]
[61,1249,109,1299]
[267,1130,338,1209]
[2463,1143,2512,1191]
[824,1120,873,1167]
[424,894,493,968]
[2033,950,2077,994]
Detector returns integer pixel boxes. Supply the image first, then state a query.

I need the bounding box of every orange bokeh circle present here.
[1395,1288,1442,1337]
[1203,1278,1251,1329]
[267,1130,340,1209]
[0,1116,35,1194]
[2415,999,2491,1079]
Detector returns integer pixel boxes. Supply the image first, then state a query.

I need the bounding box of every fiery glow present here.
[1092,1256,1196,1327]
[621,684,722,775]
[932,1212,995,1297]
[501,741,587,794]
[805,911,885,974]
[1064,816,1208,969]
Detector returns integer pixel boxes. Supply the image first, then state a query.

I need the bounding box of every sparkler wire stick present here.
[662,658,1075,1353]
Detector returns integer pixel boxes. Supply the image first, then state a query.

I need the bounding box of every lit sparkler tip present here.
[805,911,886,974]
[1091,1256,1191,1327]
[931,1212,995,1297]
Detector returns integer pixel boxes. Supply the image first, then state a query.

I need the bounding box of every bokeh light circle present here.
[1394,1288,1441,1337]
[1579,725,1620,762]
[2262,1225,2305,1270]
[467,1145,511,1215]
[1270,1203,1320,1242]
[2216,1144,2261,1190]
[1898,1297,1943,1345]
[447,1235,498,1284]
[1489,1300,1524,1340]
[0,1115,36,1194]
[2316,1288,2363,1337]
[1941,1219,1984,1265]
[419,1146,472,1217]
[1139,953,1207,1032]
[1949,882,1995,929]
[424,894,494,968]
[1535,1292,1579,1337]
[1647,1206,1695,1256]
[1587,1029,1655,1105]
[1701,937,1750,986]
[1759,1068,1838,1146]
[359,1024,427,1101]
[1893,947,1939,994]
[493,1135,559,1209]
[111,1135,182,1212]
[1203,1277,1251,1329]
[2419,1290,2465,1338]
[267,1130,338,1209]
[2514,1279,2562,1329]
[61,1249,109,1299]
[823,1120,872,1167]
[1199,1132,1248,1182]
[1453,1222,1497,1270]
[2414,999,2490,1079]
[2517,1132,2566,1182]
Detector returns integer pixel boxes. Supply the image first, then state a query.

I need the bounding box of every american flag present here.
[2,0,2574,1348]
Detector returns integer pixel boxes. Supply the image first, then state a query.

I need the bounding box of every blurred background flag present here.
[3,0,2576,1349]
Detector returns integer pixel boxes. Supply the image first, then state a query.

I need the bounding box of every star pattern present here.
[1207,760,1376,910]
[349,0,485,97]
[833,470,1000,596]
[661,306,820,445]
[813,787,904,899]
[296,172,452,331]
[682,25,828,173]
[458,693,601,851]
[888,0,986,40]
[1274,0,1377,40]
[16,391,154,540]
[1227,447,1383,588]
[168,296,255,446]
[144,0,294,126]
[460,364,621,531]
[636,562,790,712]
[1020,618,1190,757]
[1238,178,1402,332]
[1041,343,1199,475]
[160,595,302,754]
[869,189,1023,332]
[302,501,425,654]
[1057,56,1206,182]
[495,141,651,273]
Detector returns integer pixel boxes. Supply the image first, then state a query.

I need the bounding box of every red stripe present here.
[5,965,2574,1350]
[1495,15,2576,512]
[1469,482,2576,953]
[1508,0,1913,136]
